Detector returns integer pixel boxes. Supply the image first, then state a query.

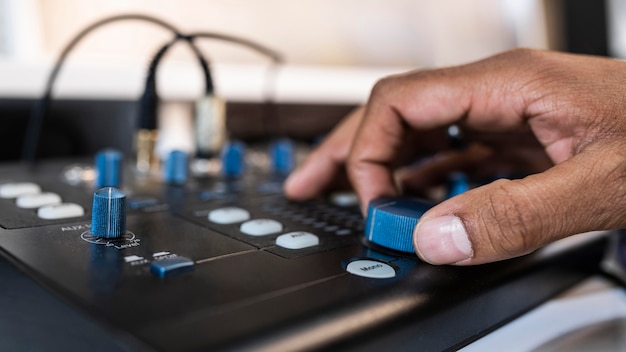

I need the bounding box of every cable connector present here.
[135,128,158,175]
[194,94,226,160]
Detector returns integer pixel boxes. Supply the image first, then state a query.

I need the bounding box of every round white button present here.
[330,192,359,207]
[208,207,250,224]
[0,182,41,199]
[16,192,62,209]
[240,219,283,236]
[37,203,85,220]
[346,259,396,279]
[276,231,319,249]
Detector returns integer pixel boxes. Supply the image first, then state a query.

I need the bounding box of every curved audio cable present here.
[136,34,214,173]
[21,14,188,162]
[142,31,284,164]
[23,13,285,169]
[187,32,284,140]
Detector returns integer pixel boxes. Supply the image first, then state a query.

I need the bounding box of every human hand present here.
[285,49,626,265]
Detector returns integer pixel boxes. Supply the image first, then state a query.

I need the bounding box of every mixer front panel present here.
[0,160,608,351]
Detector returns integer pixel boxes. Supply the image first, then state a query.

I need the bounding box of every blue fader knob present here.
[221,141,245,178]
[446,172,469,199]
[270,138,294,175]
[95,149,122,188]
[365,197,435,253]
[163,150,188,185]
[90,187,126,239]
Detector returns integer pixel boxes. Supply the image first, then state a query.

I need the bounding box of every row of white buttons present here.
[208,207,320,249]
[207,206,396,278]
[0,182,85,219]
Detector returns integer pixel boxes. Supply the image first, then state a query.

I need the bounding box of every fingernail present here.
[414,216,473,265]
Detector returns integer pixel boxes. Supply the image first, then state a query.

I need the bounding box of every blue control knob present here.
[446,172,469,199]
[365,197,435,253]
[90,187,126,239]
[270,138,294,175]
[221,141,245,178]
[95,149,122,188]
[163,150,188,185]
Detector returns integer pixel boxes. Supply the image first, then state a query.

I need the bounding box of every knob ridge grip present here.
[365,197,435,253]
[91,187,126,238]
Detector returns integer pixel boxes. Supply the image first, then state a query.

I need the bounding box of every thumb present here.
[413,143,626,265]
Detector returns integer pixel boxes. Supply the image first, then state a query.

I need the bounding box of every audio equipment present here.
[0,149,608,351]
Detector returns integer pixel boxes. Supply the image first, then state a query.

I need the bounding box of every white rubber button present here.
[330,192,359,207]
[346,259,396,279]
[0,182,41,199]
[208,207,250,224]
[16,192,62,209]
[240,219,283,236]
[276,231,319,249]
[37,203,85,220]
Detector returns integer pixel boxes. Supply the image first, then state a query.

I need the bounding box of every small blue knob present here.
[270,138,294,175]
[95,149,122,188]
[221,141,245,178]
[446,172,469,199]
[365,197,435,253]
[90,187,126,239]
[163,150,188,185]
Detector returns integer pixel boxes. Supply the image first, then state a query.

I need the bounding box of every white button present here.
[16,192,62,209]
[240,219,283,236]
[346,260,396,279]
[0,182,41,199]
[276,231,319,249]
[330,192,359,207]
[124,255,144,263]
[208,207,250,224]
[37,203,85,220]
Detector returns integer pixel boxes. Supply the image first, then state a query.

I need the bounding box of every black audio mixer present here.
[0,155,608,351]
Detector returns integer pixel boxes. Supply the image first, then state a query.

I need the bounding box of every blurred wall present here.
[5,0,550,68]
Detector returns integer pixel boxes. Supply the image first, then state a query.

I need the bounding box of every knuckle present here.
[478,179,544,257]
[369,76,397,101]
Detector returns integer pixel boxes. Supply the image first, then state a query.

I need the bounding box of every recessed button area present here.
[240,219,283,236]
[346,259,396,279]
[37,203,85,220]
[150,256,195,278]
[276,231,319,249]
[208,207,251,224]
[16,192,62,209]
[0,182,41,199]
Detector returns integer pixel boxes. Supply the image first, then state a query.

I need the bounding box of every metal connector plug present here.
[136,128,158,175]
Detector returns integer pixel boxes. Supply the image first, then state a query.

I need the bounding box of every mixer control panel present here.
[0,152,608,351]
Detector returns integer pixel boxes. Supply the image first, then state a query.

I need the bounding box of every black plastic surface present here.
[0,159,608,351]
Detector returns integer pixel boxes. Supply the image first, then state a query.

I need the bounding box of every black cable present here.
[139,34,214,131]
[186,32,283,102]
[186,32,284,136]
[141,32,282,162]
[22,14,286,162]
[21,14,185,162]
[185,32,283,63]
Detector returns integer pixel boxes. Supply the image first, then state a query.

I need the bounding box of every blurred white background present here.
[0,0,553,102]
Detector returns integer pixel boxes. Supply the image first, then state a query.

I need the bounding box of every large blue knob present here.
[270,138,294,175]
[365,197,435,253]
[90,187,126,239]
[95,149,122,188]
[221,141,245,178]
[163,150,188,185]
